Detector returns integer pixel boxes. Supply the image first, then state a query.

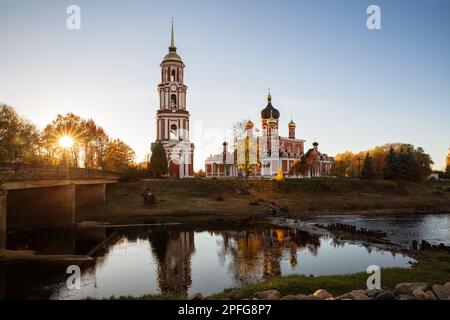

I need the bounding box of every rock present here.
[228,290,244,300]
[280,295,296,300]
[431,284,450,300]
[394,282,429,296]
[424,290,437,300]
[412,289,429,300]
[189,293,203,300]
[280,294,308,300]
[365,289,382,298]
[313,289,333,300]
[249,200,259,206]
[374,290,396,301]
[365,289,396,300]
[412,289,437,300]
[397,294,415,300]
[306,294,321,301]
[337,290,370,300]
[280,206,289,213]
[215,195,224,201]
[254,290,281,300]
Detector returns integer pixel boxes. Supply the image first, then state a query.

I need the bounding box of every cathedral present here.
[204,93,334,178]
[152,22,194,178]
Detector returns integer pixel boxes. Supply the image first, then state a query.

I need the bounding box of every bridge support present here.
[0,190,6,251]
[7,184,76,229]
[75,183,106,207]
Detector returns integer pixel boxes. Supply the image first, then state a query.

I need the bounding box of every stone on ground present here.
[337,290,370,300]
[394,282,429,296]
[228,289,244,300]
[313,289,333,300]
[254,290,281,300]
[431,284,450,300]
[189,293,203,300]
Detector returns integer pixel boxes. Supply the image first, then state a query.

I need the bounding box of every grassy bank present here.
[77,178,450,224]
[210,252,450,299]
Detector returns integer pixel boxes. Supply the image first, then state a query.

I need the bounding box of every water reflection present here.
[1,225,414,300]
[216,229,321,287]
[149,230,195,296]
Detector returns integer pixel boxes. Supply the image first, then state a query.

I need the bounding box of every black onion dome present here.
[261,94,280,120]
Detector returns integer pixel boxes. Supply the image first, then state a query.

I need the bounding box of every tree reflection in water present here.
[216,229,321,287]
[145,227,321,292]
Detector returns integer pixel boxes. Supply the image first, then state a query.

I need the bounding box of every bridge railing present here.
[0,163,120,181]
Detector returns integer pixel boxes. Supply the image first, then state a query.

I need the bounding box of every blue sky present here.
[1,0,449,170]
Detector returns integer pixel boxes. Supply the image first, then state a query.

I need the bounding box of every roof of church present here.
[261,93,280,120]
[162,21,183,63]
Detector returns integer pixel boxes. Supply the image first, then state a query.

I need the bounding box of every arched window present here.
[170,94,177,108]
[170,124,178,140]
[171,69,176,82]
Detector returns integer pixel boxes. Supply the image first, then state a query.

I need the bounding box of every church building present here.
[205,93,334,178]
[152,22,194,178]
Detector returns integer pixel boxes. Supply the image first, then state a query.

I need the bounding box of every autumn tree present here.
[289,156,310,177]
[361,153,375,179]
[103,139,136,172]
[232,120,259,178]
[41,113,88,167]
[41,113,110,168]
[149,141,168,178]
[0,104,41,163]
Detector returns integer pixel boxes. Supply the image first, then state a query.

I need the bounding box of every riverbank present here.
[109,251,450,300]
[77,178,450,225]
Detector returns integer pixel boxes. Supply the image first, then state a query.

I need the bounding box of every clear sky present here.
[1,0,449,170]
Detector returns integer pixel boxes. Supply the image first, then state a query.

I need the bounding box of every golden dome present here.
[288,120,296,128]
[246,119,254,129]
[268,111,278,127]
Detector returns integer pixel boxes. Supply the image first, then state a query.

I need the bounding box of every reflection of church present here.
[151,22,194,178]
[218,228,321,287]
[148,230,195,296]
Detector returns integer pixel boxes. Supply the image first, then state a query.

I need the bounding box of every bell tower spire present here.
[170,17,175,49]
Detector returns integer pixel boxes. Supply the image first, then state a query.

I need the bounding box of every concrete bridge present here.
[0,166,119,251]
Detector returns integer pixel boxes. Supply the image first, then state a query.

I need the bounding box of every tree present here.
[276,168,285,181]
[361,153,375,179]
[0,104,41,163]
[414,147,433,179]
[232,120,259,178]
[445,149,450,178]
[103,139,136,173]
[149,141,168,178]
[41,113,110,168]
[384,147,400,179]
[397,146,421,180]
[289,156,310,177]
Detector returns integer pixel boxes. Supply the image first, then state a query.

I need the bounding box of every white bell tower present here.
[154,20,194,178]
